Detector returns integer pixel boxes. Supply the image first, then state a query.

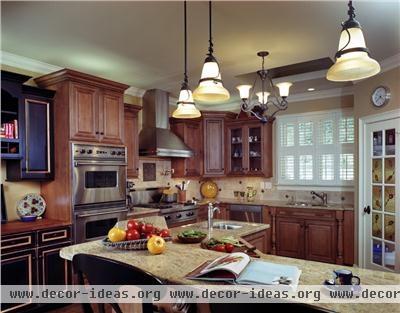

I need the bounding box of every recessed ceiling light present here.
[307,88,315,92]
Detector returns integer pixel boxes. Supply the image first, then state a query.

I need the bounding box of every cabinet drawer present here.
[276,207,335,220]
[1,233,36,253]
[38,226,71,246]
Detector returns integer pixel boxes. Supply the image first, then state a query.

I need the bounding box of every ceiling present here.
[2,1,399,104]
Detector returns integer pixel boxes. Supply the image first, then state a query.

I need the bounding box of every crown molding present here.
[125,86,146,97]
[1,51,62,74]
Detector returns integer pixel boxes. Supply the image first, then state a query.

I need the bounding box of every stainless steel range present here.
[72,143,128,243]
[136,202,198,227]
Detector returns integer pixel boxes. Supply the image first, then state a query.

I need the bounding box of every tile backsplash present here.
[129,159,354,206]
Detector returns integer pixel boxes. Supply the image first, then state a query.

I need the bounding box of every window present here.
[277,110,354,186]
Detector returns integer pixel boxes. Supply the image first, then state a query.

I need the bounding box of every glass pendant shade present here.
[256,91,270,104]
[237,85,252,99]
[327,27,380,81]
[172,89,201,119]
[193,60,230,103]
[276,82,292,98]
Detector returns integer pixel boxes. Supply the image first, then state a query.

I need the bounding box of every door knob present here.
[363,206,371,214]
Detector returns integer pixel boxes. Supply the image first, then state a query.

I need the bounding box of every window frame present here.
[276,108,354,188]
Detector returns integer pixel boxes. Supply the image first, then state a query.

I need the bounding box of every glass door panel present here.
[229,127,244,174]
[248,126,262,173]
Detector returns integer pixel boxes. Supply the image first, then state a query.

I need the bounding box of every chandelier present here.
[237,51,292,123]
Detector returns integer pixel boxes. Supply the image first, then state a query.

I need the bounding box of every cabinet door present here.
[242,230,268,254]
[38,243,72,286]
[124,105,140,178]
[226,125,245,175]
[197,206,208,222]
[100,90,124,144]
[70,83,99,141]
[184,121,203,177]
[305,220,336,263]
[203,118,225,176]
[1,250,37,312]
[247,125,263,175]
[22,98,53,180]
[276,217,304,259]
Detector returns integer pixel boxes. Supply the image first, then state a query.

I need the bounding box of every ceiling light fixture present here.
[307,88,315,91]
[237,51,292,123]
[327,0,380,82]
[193,1,230,103]
[172,1,201,119]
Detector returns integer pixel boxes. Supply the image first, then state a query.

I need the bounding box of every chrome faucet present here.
[311,191,328,206]
[207,202,220,233]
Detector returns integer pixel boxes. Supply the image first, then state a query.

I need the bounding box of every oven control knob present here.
[80,149,86,154]
[165,215,171,220]
[117,151,122,156]
[176,214,182,218]
[111,151,116,155]
[87,149,93,154]
[186,212,193,216]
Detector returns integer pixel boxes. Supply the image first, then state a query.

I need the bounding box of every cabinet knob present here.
[136,168,139,171]
[363,206,371,214]
[100,132,104,135]
[95,131,99,135]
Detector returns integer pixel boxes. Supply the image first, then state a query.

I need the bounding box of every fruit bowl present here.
[102,236,172,250]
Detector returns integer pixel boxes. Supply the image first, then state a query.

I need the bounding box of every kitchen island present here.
[60,219,399,313]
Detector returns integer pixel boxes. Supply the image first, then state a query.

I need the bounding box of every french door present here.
[363,114,399,272]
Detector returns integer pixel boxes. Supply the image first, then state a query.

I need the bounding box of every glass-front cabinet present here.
[226,120,272,177]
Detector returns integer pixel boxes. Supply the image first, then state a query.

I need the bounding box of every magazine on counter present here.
[186,252,301,289]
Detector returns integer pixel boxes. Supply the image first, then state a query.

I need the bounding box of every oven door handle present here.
[76,209,128,218]
[74,161,127,167]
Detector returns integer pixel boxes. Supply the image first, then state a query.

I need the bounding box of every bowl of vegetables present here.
[177,229,207,243]
[201,236,244,253]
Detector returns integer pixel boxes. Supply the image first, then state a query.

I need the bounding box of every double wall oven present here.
[72,143,127,243]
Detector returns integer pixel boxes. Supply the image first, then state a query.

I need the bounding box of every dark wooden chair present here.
[210,302,336,313]
[72,253,164,313]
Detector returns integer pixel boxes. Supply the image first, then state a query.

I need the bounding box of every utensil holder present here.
[178,190,186,203]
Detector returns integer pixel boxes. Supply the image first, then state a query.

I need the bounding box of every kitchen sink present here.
[212,223,243,230]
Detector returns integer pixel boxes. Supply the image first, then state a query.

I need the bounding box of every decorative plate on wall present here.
[17,194,46,217]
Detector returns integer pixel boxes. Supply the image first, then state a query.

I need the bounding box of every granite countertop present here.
[60,219,398,313]
[199,198,354,211]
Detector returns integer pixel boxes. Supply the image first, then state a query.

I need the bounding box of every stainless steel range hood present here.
[139,89,193,158]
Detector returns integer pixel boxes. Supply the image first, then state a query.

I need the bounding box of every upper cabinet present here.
[226,117,273,177]
[35,69,128,145]
[170,118,203,178]
[124,104,141,178]
[1,71,55,181]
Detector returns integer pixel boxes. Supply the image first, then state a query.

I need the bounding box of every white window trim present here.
[276,108,355,188]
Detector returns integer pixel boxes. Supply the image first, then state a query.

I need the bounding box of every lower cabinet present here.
[241,230,268,254]
[273,207,347,265]
[1,226,72,313]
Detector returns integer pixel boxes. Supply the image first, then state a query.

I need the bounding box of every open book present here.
[186,252,301,288]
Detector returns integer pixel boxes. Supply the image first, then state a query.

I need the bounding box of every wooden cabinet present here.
[2,71,55,181]
[275,217,305,259]
[272,207,343,265]
[1,225,72,313]
[70,83,124,144]
[241,230,268,254]
[202,112,227,177]
[225,118,273,177]
[170,118,203,177]
[124,104,141,178]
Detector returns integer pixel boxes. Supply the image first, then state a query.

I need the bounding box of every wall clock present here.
[371,86,391,107]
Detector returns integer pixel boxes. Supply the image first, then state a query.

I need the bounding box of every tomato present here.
[144,223,154,234]
[159,229,170,238]
[212,244,226,252]
[126,229,140,241]
[224,243,234,253]
[108,227,126,242]
[139,223,147,234]
[140,232,148,239]
[145,233,154,239]
[127,219,140,231]
[153,227,160,235]
[147,236,166,255]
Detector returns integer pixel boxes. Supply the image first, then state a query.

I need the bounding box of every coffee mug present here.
[333,269,360,285]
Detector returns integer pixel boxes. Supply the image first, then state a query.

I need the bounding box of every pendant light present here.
[193,1,230,103]
[172,1,201,119]
[327,0,380,82]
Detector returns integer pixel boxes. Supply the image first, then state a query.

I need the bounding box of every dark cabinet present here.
[124,104,141,178]
[1,226,72,313]
[226,119,273,177]
[305,220,336,263]
[202,112,226,177]
[2,71,55,181]
[241,230,268,254]
[170,118,203,178]
[100,90,124,144]
[275,217,304,259]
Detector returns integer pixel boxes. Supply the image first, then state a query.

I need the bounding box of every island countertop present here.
[60,220,399,313]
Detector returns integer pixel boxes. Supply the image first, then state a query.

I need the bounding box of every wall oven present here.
[72,143,128,243]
